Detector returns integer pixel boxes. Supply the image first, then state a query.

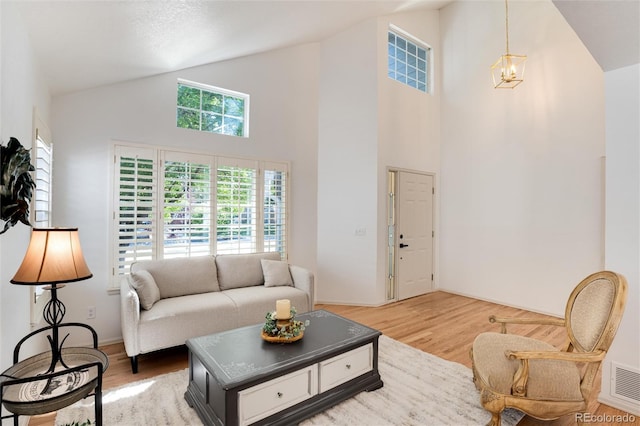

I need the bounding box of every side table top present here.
[186,309,381,387]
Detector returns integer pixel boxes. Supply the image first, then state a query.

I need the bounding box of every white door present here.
[396,172,434,300]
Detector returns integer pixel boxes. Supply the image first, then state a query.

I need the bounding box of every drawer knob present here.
[346,364,351,369]
[277,392,283,398]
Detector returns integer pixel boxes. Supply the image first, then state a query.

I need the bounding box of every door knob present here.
[399,243,409,248]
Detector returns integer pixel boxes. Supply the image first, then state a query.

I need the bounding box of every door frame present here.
[386,167,437,302]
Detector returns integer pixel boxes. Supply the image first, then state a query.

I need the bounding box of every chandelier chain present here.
[505,0,510,54]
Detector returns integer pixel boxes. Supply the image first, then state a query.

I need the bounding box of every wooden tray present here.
[261,330,304,343]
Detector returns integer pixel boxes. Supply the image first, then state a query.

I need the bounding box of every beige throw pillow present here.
[261,259,293,287]
[130,270,161,310]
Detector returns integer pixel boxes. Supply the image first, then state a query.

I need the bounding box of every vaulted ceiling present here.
[553,0,639,72]
[10,0,639,96]
[13,0,451,96]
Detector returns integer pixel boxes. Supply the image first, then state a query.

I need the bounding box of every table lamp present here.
[10,228,92,373]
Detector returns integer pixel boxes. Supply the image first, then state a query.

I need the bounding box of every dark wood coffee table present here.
[184,310,383,426]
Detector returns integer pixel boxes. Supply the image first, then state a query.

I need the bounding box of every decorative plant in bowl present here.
[261,307,309,343]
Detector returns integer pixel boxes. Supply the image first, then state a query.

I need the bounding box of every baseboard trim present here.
[597,393,640,416]
[438,289,563,318]
[314,299,388,307]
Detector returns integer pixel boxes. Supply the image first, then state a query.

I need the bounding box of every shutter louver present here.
[115,148,157,276]
[263,167,287,258]
[34,136,52,227]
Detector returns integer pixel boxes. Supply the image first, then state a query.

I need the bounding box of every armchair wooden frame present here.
[470,271,628,426]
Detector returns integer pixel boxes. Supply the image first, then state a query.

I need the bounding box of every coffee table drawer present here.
[237,365,318,425]
[319,343,373,393]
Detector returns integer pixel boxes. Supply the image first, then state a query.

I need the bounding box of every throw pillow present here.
[261,259,293,287]
[130,270,161,310]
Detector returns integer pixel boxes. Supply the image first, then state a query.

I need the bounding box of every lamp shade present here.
[11,228,92,285]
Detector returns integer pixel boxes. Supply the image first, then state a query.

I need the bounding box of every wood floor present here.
[28,291,638,426]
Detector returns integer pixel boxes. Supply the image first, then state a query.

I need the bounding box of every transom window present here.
[111,143,287,290]
[176,79,249,137]
[387,28,430,93]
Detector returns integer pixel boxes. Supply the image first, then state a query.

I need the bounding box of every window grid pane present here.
[176,82,248,137]
[387,30,429,93]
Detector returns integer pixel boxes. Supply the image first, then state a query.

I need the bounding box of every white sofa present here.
[120,252,314,373]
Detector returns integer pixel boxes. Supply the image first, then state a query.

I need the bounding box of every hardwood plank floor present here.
[28,291,637,426]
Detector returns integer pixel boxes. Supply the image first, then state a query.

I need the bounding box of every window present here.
[176,79,249,137]
[388,28,430,93]
[34,131,53,227]
[111,144,288,289]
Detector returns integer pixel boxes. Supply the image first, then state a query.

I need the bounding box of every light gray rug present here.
[55,335,524,425]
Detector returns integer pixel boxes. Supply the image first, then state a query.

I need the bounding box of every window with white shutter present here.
[34,132,52,227]
[113,146,158,279]
[110,143,288,290]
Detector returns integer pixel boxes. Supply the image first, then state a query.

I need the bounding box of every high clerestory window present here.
[176,79,250,137]
[387,28,430,93]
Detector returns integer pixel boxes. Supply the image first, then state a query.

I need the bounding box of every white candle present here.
[276,299,290,319]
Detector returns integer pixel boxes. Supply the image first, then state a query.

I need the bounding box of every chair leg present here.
[131,355,138,374]
[486,411,501,426]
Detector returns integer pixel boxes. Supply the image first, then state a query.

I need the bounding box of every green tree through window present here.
[176,81,248,137]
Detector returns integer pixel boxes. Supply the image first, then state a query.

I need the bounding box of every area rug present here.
[55,335,524,425]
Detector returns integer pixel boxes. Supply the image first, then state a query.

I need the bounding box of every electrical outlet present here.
[87,306,96,319]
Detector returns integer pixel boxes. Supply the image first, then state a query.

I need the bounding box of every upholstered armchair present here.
[470,271,628,426]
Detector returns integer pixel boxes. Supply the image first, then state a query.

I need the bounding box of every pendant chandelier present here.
[491,0,527,89]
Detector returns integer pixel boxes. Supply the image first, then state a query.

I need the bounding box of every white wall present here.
[0,2,51,370]
[317,18,380,305]
[51,44,319,345]
[377,9,441,300]
[317,9,440,305]
[439,0,606,316]
[600,63,640,415]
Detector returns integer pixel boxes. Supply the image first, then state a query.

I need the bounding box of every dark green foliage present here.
[0,137,36,234]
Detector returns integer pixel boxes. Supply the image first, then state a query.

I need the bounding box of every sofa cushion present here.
[261,259,293,287]
[216,252,281,290]
[130,270,160,310]
[131,256,219,299]
[138,292,237,354]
